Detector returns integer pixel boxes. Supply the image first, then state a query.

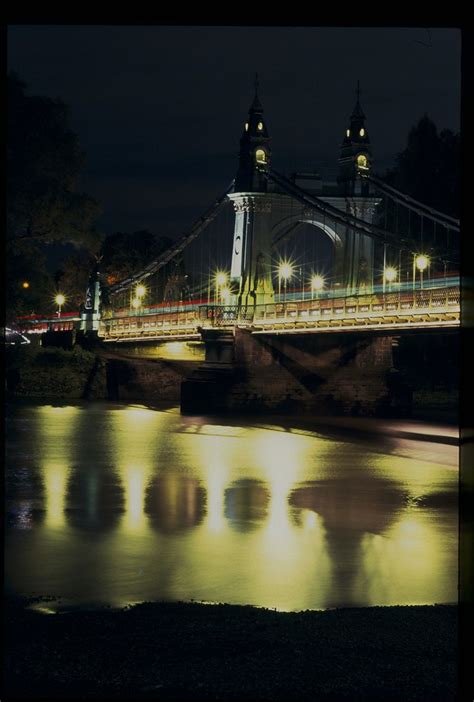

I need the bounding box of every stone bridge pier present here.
[181,328,405,416]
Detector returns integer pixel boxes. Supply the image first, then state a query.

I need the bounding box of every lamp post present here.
[215,271,227,305]
[384,267,397,293]
[414,254,429,291]
[131,297,141,313]
[278,261,293,305]
[133,284,146,315]
[55,293,65,318]
[310,275,325,301]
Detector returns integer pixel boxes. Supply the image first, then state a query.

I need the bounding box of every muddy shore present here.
[4,598,457,701]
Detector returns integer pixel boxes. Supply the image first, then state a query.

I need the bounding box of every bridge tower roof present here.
[338,80,373,195]
[234,74,272,193]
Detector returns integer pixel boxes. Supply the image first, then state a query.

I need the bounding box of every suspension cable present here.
[107,180,235,296]
[265,169,414,248]
[362,172,459,229]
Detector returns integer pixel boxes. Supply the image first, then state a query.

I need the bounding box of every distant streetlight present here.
[22,281,30,289]
[310,275,325,300]
[55,293,66,318]
[278,260,293,302]
[135,284,146,299]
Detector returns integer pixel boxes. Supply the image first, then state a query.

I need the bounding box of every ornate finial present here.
[249,73,263,112]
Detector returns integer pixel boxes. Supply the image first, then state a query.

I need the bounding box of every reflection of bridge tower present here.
[229,81,381,302]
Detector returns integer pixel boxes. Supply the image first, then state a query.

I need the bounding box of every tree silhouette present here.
[7,73,103,320]
[384,114,459,218]
[7,72,102,253]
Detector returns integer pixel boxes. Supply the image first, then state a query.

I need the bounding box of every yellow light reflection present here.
[356,507,456,606]
[37,406,80,531]
[122,465,148,532]
[44,462,70,529]
[304,509,318,530]
[254,431,317,586]
[182,429,233,533]
[111,407,162,536]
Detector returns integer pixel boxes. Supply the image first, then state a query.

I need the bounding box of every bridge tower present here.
[332,81,380,293]
[229,79,381,304]
[229,76,275,308]
[337,80,372,196]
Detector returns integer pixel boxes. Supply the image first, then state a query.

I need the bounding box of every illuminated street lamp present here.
[310,274,325,300]
[214,271,228,304]
[135,284,146,299]
[413,254,430,291]
[278,260,293,302]
[384,266,397,292]
[215,272,227,287]
[55,293,66,318]
[22,281,30,290]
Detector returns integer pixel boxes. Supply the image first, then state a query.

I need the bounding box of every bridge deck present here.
[99,287,460,342]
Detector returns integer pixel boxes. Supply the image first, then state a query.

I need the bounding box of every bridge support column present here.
[320,196,380,295]
[180,329,239,414]
[229,193,275,310]
[80,267,102,334]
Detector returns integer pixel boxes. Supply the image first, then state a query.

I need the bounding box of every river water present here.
[5,402,458,611]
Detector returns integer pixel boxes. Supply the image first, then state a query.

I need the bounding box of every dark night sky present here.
[8,26,461,244]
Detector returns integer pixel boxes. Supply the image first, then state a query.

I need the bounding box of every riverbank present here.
[5,342,459,421]
[4,598,457,701]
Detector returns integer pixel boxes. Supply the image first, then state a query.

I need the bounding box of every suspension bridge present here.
[19,81,460,344]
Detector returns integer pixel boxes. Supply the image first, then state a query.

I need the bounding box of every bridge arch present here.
[271,213,343,249]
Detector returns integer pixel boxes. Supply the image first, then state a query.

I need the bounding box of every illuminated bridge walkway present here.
[100,285,460,343]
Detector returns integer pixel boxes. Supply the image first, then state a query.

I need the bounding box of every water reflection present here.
[145,475,206,533]
[224,480,270,532]
[5,403,458,610]
[66,465,125,532]
[290,473,404,533]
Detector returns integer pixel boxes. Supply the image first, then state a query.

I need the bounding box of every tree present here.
[384,115,460,218]
[7,249,56,320]
[7,72,102,254]
[100,230,174,285]
[54,251,97,311]
[7,73,103,321]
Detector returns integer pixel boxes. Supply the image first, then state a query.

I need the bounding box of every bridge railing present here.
[99,286,460,339]
[200,286,460,328]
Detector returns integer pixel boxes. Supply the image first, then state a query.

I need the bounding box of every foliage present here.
[6,249,56,319]
[8,72,102,254]
[384,114,460,218]
[55,251,97,311]
[6,345,99,398]
[7,73,103,321]
[100,230,174,285]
